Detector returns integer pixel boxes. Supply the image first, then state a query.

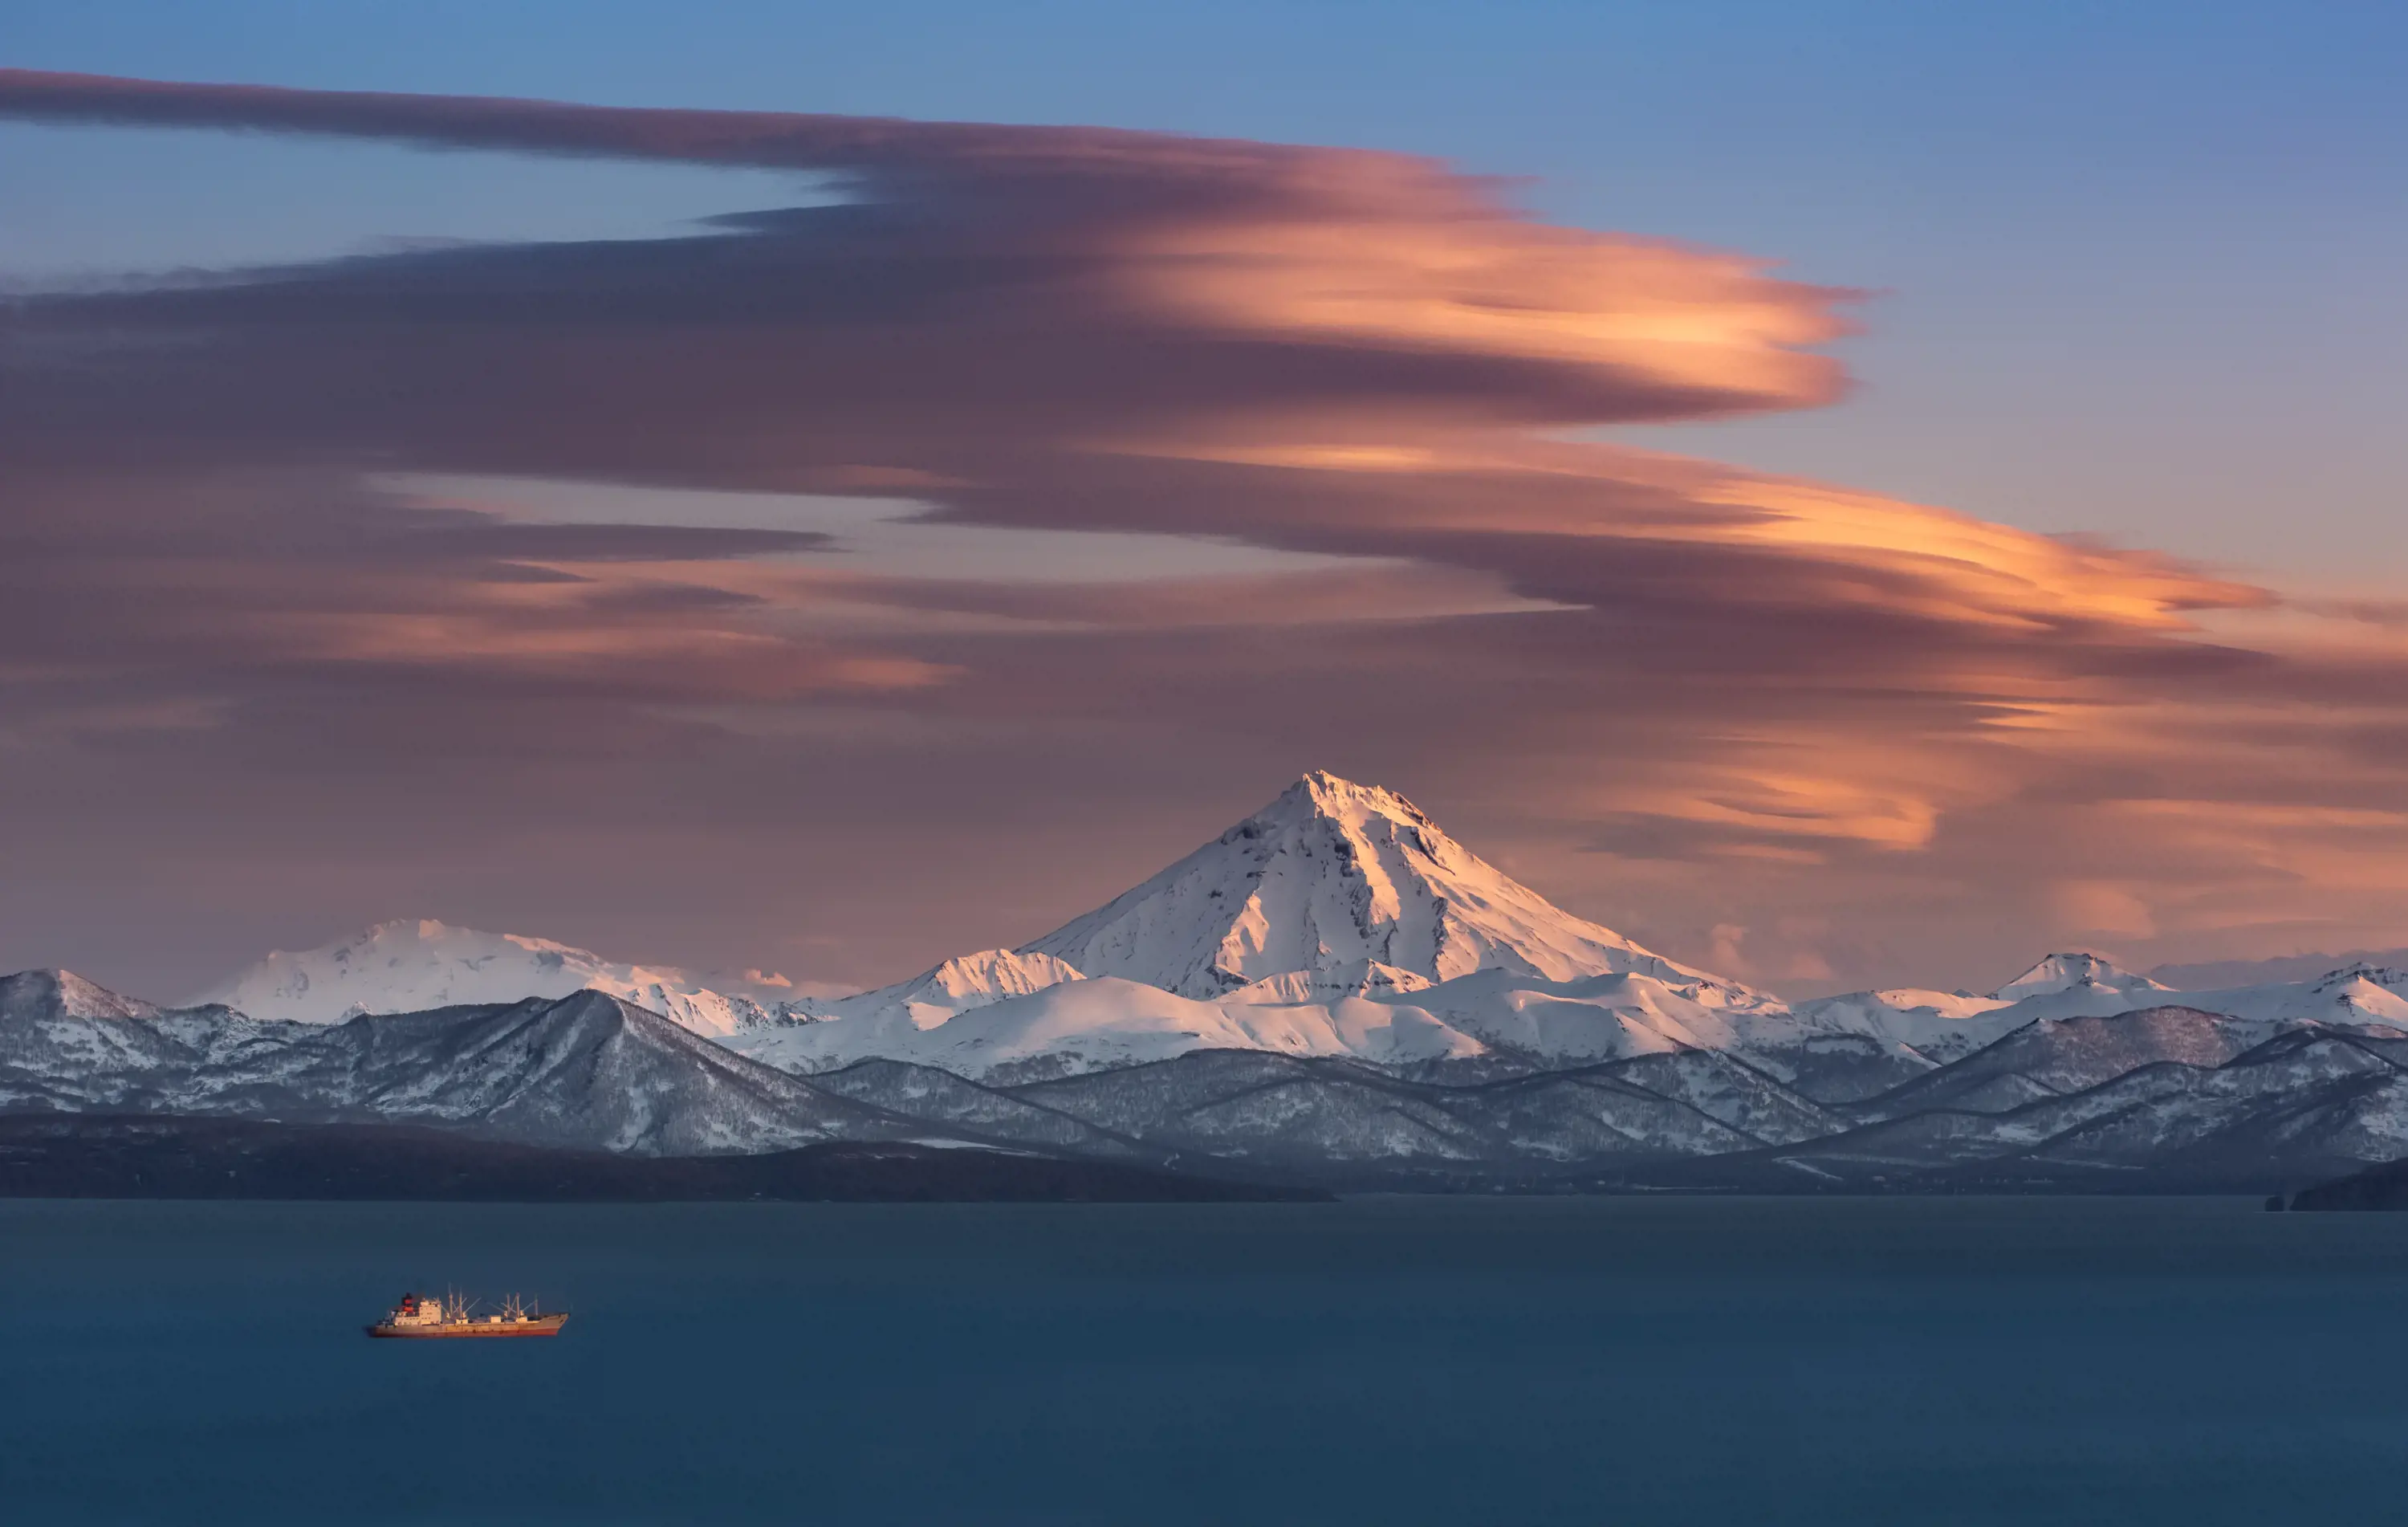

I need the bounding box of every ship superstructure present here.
[367,1290,568,1338]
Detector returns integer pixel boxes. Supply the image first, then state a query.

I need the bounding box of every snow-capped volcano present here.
[1019,772,1763,1004]
[735,772,1788,1078]
[194,919,790,1037]
[188,774,1779,1073]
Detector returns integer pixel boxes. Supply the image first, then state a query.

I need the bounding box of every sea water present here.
[4,1195,2406,1525]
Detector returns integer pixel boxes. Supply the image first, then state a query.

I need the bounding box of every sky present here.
[2,1,2404,1001]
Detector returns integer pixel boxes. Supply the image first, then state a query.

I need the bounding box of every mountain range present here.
[10,772,2408,1192]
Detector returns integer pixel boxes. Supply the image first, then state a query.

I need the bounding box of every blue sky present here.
[6,0,2402,576]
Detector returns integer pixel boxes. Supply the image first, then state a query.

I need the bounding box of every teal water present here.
[4,1196,2406,1525]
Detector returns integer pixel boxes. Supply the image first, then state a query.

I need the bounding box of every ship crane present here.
[366,1288,569,1339]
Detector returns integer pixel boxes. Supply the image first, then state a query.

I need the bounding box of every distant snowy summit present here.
[1991,951,2174,1002]
[194,920,811,1038]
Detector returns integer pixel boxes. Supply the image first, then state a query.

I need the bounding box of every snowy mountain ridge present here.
[187,775,2408,1091]
[15,965,2408,1190]
[24,772,2408,1189]
[3,971,923,1156]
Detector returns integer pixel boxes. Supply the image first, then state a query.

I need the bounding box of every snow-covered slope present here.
[0,969,259,1084]
[281,992,897,1154]
[1004,1048,1849,1173]
[1785,988,2021,1061]
[195,920,789,1037]
[740,937,2299,1093]
[1785,959,2408,1067]
[738,959,1945,1085]
[832,949,1086,1029]
[5,969,159,1023]
[740,974,1491,1080]
[1019,772,1775,1005]
[2,971,924,1154]
[1750,1016,2408,1188]
[1845,1006,2293,1122]
[2170,963,2408,1028]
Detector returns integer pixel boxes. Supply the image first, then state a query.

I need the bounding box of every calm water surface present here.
[4,1195,2406,1525]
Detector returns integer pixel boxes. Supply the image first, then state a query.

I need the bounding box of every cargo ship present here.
[367,1291,567,1339]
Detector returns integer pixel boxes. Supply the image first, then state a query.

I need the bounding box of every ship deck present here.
[367,1314,569,1339]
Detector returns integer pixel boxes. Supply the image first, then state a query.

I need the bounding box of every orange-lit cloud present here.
[2,70,2404,1000]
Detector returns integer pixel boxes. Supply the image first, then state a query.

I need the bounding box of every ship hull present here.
[366,1315,568,1339]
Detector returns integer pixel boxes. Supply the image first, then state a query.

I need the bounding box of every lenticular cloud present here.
[2,69,2404,996]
